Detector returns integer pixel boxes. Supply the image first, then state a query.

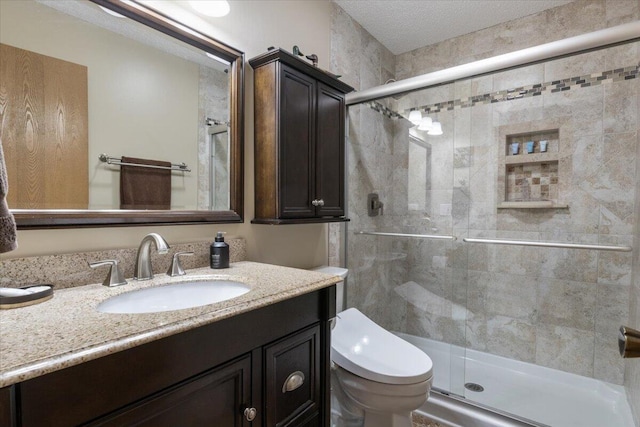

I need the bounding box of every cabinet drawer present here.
[264,324,320,427]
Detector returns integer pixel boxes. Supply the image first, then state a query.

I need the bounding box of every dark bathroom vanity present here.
[0,276,336,426]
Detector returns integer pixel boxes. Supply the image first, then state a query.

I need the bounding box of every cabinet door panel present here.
[89,355,252,427]
[265,324,320,426]
[315,83,345,217]
[279,65,315,218]
[0,386,15,427]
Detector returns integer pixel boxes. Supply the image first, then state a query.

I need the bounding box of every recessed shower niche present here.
[498,129,568,209]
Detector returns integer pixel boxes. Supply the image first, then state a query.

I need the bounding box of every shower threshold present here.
[396,333,635,427]
[415,389,546,427]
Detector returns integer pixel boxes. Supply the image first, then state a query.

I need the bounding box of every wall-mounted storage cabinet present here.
[250,49,354,224]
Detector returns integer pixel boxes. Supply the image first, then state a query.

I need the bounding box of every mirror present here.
[0,0,244,228]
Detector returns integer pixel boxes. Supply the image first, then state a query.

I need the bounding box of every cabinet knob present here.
[282,370,305,393]
[312,199,325,207]
[244,407,257,421]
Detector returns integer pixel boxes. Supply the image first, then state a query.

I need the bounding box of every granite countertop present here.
[0,261,339,388]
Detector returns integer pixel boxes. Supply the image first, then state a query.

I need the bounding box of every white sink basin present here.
[97,280,250,314]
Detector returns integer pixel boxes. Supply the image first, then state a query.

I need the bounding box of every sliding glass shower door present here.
[345,83,470,399]
[344,40,638,426]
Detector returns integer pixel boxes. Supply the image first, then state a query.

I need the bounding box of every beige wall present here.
[0,0,333,269]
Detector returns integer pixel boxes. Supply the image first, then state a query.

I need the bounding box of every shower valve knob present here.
[619,325,640,358]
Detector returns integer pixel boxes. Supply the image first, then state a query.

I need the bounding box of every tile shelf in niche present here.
[497,201,569,209]
[505,152,559,165]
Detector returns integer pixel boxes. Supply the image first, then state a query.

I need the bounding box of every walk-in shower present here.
[341,23,639,427]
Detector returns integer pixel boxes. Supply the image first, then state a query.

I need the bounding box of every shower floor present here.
[396,333,635,427]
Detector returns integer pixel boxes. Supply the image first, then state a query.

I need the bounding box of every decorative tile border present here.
[366,100,403,119]
[364,64,639,120]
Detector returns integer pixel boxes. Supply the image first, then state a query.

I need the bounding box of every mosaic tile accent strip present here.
[366,100,403,119]
[364,64,639,119]
[409,65,638,115]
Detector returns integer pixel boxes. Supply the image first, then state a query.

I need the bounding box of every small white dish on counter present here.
[0,285,54,309]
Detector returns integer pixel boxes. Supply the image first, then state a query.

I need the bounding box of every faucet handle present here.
[89,259,127,287]
[167,252,194,277]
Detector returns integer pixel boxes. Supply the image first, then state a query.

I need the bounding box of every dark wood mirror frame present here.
[14,0,244,229]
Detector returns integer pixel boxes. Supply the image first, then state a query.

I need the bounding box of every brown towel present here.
[119,156,171,210]
[0,142,18,253]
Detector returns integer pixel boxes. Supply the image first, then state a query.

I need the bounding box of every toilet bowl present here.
[331,307,433,427]
[310,266,433,427]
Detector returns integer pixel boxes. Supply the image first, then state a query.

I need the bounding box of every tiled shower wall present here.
[328,1,401,276]
[330,2,411,331]
[329,0,639,415]
[394,0,638,80]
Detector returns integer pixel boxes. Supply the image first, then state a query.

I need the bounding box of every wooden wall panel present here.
[0,43,88,209]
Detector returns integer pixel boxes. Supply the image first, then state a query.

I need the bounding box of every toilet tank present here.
[310,266,348,312]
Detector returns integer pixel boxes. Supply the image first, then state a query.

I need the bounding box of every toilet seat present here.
[331,308,433,385]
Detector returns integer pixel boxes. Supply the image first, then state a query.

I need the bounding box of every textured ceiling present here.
[334,0,573,55]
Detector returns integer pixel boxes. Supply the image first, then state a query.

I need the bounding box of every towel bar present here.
[99,154,191,172]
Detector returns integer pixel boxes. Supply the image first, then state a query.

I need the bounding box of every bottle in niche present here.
[210,232,230,269]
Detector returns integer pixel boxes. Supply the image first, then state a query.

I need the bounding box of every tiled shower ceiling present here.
[333,0,573,55]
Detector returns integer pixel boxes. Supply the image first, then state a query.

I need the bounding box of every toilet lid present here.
[331,308,433,385]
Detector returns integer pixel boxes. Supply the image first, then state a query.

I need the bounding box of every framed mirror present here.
[0,0,244,228]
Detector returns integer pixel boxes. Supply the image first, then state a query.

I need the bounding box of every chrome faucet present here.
[134,233,170,280]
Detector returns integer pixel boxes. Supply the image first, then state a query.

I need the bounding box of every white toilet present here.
[311,267,433,427]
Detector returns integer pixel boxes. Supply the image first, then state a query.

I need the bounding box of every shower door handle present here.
[618,326,640,358]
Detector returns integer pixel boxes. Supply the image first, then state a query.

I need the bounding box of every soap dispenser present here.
[210,232,229,269]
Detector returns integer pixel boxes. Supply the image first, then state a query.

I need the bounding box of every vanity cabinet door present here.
[0,386,15,427]
[88,355,252,427]
[264,324,321,427]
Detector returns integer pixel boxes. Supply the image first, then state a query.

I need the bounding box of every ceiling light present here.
[408,110,422,125]
[428,121,443,135]
[417,116,433,131]
[189,1,230,17]
[99,5,125,18]
[206,52,230,66]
